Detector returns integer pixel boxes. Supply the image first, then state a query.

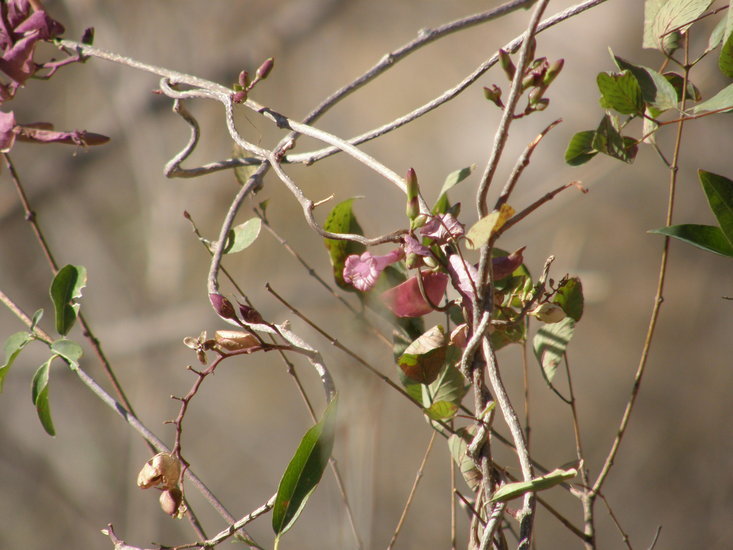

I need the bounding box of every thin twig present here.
[477,0,551,217]
[596,492,633,550]
[592,33,690,500]
[387,431,437,549]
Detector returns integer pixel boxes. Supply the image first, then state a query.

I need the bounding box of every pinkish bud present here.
[498,49,515,80]
[238,70,250,89]
[483,85,503,107]
[209,293,237,320]
[232,90,247,104]
[160,487,183,517]
[256,57,274,80]
[544,59,564,86]
[238,302,264,324]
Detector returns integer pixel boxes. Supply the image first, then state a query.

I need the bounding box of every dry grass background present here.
[0,1,731,549]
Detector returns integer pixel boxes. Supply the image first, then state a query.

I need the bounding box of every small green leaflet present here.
[32,358,55,436]
[552,277,584,322]
[490,468,577,503]
[50,265,87,336]
[0,331,32,392]
[223,218,261,254]
[439,165,474,197]
[565,130,598,166]
[51,339,84,371]
[533,317,575,383]
[272,396,338,543]
[323,199,365,289]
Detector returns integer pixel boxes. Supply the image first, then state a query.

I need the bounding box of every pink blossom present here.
[403,233,430,257]
[448,254,479,303]
[343,248,404,291]
[381,271,448,317]
[421,213,465,242]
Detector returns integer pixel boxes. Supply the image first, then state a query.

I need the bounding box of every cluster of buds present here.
[137,452,185,517]
[232,57,275,103]
[484,42,564,116]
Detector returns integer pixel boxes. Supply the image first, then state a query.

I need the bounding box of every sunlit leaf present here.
[552,277,584,322]
[565,130,598,166]
[613,56,678,112]
[398,325,448,384]
[323,199,365,289]
[32,358,55,436]
[51,339,83,370]
[649,224,733,256]
[50,265,87,336]
[272,397,338,540]
[490,468,577,502]
[533,317,575,383]
[645,0,712,52]
[692,83,733,114]
[699,170,733,245]
[222,218,261,254]
[448,427,481,491]
[592,115,637,163]
[597,71,644,115]
[0,331,32,392]
[465,204,515,249]
[720,27,733,77]
[439,165,474,197]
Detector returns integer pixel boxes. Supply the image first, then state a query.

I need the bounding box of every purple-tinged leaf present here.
[381,271,448,318]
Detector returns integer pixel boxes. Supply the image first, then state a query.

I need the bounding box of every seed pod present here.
[160,487,183,517]
[137,452,181,491]
[214,330,259,352]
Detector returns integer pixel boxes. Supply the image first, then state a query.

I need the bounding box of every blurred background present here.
[1,0,731,549]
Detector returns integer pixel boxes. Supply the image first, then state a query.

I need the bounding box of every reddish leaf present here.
[380,271,448,318]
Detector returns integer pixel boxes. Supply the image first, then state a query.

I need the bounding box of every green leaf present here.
[699,170,733,245]
[663,72,701,102]
[323,199,365,289]
[398,325,448,384]
[533,317,575,383]
[552,277,584,322]
[592,115,638,164]
[645,0,713,52]
[649,224,733,256]
[565,130,598,166]
[32,358,56,436]
[613,56,678,112]
[50,265,87,336]
[490,468,577,503]
[448,428,481,491]
[692,83,733,114]
[51,339,83,370]
[0,332,32,392]
[223,218,261,254]
[30,309,43,331]
[272,397,338,540]
[439,165,475,197]
[597,71,644,115]
[706,15,727,53]
[424,400,459,420]
[720,24,733,77]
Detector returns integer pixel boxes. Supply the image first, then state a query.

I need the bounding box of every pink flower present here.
[448,254,479,303]
[421,214,465,242]
[381,271,449,317]
[343,248,404,291]
[403,233,430,257]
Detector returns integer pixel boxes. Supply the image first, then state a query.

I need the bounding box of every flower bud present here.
[256,57,274,80]
[209,293,237,321]
[405,168,420,222]
[238,302,264,324]
[544,58,564,86]
[137,452,181,490]
[498,49,515,80]
[483,85,503,107]
[238,70,250,89]
[529,302,566,323]
[160,487,184,517]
